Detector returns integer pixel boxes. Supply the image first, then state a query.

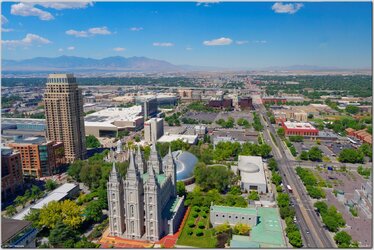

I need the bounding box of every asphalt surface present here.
[254,103,335,248]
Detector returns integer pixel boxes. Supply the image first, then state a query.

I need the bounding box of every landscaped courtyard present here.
[176,206,217,248]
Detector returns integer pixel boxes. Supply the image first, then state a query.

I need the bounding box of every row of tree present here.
[300,146,323,162]
[296,167,325,199]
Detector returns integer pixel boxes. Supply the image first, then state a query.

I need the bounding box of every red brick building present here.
[8,137,65,178]
[1,147,24,200]
[238,96,253,110]
[262,97,287,105]
[282,121,319,136]
[345,128,372,145]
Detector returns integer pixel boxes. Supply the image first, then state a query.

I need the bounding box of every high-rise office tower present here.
[44,74,86,162]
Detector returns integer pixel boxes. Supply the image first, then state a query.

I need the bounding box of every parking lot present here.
[313,169,372,247]
[293,141,338,161]
[182,111,218,123]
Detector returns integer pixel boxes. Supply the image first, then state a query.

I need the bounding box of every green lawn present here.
[177,208,217,248]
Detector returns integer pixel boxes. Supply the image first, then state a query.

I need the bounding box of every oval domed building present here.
[162,150,198,185]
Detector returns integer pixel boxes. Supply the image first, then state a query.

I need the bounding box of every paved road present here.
[254,103,335,248]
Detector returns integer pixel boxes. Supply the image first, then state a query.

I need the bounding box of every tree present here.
[277,193,290,208]
[288,230,303,248]
[233,223,251,235]
[334,231,352,247]
[134,135,141,142]
[30,185,42,202]
[194,163,236,193]
[198,221,205,229]
[248,191,260,201]
[229,186,242,196]
[322,215,339,232]
[5,205,17,217]
[277,127,285,137]
[279,206,295,220]
[14,195,27,208]
[268,158,278,171]
[214,222,231,235]
[86,135,101,148]
[39,200,83,229]
[176,181,186,196]
[24,209,41,229]
[346,105,359,114]
[67,160,84,181]
[300,151,309,161]
[74,237,98,248]
[117,129,129,138]
[339,148,364,163]
[308,146,323,162]
[308,114,314,119]
[84,200,103,222]
[49,221,78,247]
[45,179,58,191]
[271,172,282,186]
[314,201,328,214]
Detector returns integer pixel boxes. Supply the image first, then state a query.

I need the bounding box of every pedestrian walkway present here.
[156,206,190,248]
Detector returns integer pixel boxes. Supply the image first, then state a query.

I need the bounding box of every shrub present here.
[186,228,193,236]
[195,229,204,236]
[201,212,207,218]
[191,212,199,218]
[187,220,195,228]
[192,206,201,213]
[198,221,205,229]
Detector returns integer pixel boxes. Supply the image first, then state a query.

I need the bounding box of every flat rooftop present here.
[210,205,258,216]
[249,207,286,247]
[2,118,46,126]
[283,121,317,130]
[1,218,32,244]
[85,106,143,127]
[158,134,198,144]
[13,136,46,145]
[13,183,77,220]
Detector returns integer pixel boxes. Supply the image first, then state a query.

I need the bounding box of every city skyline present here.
[1,1,372,69]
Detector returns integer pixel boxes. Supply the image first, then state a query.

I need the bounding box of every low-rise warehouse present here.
[282,121,319,136]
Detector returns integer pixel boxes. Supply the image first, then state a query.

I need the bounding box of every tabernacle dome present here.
[162,150,198,183]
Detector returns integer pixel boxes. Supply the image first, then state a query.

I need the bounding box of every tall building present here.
[141,97,158,120]
[44,74,86,162]
[1,147,24,200]
[8,137,65,178]
[144,118,164,143]
[107,146,185,241]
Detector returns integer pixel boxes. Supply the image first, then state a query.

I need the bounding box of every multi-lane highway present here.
[254,103,335,248]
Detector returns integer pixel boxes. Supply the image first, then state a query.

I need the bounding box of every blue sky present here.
[1,2,372,69]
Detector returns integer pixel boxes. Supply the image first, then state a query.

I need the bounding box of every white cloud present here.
[113,47,126,51]
[58,48,64,52]
[203,37,232,46]
[37,2,93,10]
[236,40,248,45]
[196,0,219,7]
[186,47,193,51]
[153,42,174,47]
[272,2,303,14]
[88,27,111,35]
[2,15,8,25]
[67,46,75,50]
[253,40,267,44]
[1,15,13,32]
[10,2,93,21]
[129,27,143,31]
[66,29,88,37]
[11,3,54,21]
[66,27,112,37]
[2,33,51,47]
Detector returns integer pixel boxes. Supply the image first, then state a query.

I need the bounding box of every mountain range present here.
[2,55,366,74]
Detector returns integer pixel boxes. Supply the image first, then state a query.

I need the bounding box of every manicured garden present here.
[177,206,217,248]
